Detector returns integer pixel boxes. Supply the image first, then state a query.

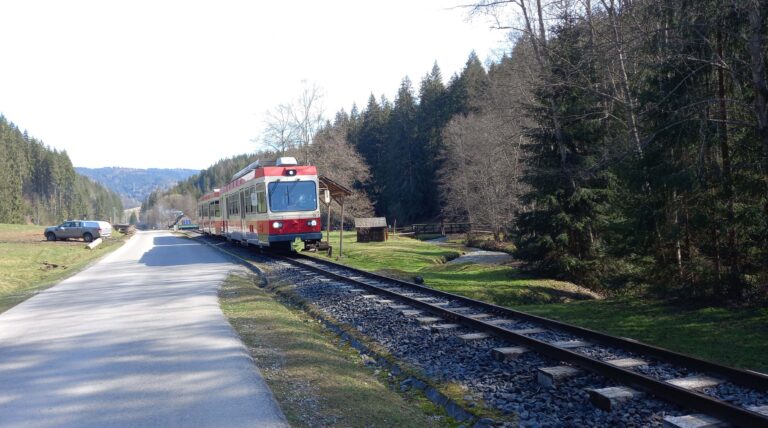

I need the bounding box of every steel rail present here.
[280,253,768,427]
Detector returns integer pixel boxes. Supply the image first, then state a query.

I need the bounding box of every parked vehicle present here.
[44,220,112,242]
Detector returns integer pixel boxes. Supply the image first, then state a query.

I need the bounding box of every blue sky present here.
[1,0,506,169]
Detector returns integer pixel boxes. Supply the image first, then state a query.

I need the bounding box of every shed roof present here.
[318,175,352,204]
[354,217,387,228]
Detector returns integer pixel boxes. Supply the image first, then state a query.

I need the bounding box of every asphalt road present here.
[0,231,286,427]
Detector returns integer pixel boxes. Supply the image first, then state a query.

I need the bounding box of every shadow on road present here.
[138,235,224,267]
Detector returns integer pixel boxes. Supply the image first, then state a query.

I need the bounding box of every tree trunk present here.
[716,23,739,299]
[746,2,768,216]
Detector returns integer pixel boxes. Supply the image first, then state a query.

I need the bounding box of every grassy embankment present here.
[0,223,126,314]
[310,231,768,373]
[219,272,440,427]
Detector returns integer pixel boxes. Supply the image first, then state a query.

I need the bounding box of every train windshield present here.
[268,181,317,212]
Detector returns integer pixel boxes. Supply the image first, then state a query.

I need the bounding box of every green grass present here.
[219,272,438,427]
[420,263,599,305]
[308,231,767,373]
[315,231,596,304]
[0,223,126,313]
[323,231,460,271]
[518,299,768,373]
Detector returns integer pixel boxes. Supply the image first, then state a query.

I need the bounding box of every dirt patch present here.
[446,249,514,266]
[40,262,67,271]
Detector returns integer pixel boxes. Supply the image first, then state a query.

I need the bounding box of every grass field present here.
[0,223,126,313]
[317,231,597,304]
[519,299,768,373]
[219,272,439,427]
[310,231,768,373]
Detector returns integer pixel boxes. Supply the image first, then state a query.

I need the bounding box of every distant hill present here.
[0,115,123,224]
[75,167,199,208]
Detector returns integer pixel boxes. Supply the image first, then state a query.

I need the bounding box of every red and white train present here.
[197,157,323,251]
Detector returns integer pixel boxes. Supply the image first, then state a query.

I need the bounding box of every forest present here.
[0,116,123,225]
[144,0,767,304]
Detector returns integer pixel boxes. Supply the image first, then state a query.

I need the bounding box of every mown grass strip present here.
[0,224,127,314]
[308,231,768,373]
[313,231,597,304]
[219,272,441,427]
[518,299,768,373]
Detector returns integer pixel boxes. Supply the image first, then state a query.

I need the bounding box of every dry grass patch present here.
[0,224,126,313]
[219,272,439,427]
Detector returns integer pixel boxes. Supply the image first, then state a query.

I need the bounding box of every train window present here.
[256,191,267,213]
[226,195,239,217]
[228,195,238,216]
[244,187,254,214]
[268,181,317,212]
[214,200,221,217]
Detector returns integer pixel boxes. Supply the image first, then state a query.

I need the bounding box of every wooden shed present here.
[354,217,388,242]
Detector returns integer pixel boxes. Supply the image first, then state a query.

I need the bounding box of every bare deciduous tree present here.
[260,103,297,155]
[439,110,526,240]
[258,81,326,164]
[309,125,373,220]
[291,81,326,164]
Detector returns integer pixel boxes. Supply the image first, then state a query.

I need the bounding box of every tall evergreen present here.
[0,115,123,224]
[515,18,615,287]
[417,63,451,218]
[383,77,421,224]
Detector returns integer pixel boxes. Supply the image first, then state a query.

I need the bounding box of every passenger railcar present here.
[197,189,223,235]
[200,157,322,251]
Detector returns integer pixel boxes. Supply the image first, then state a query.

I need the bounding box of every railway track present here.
[199,235,768,426]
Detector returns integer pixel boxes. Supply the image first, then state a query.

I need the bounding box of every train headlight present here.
[307,219,317,227]
[272,221,283,229]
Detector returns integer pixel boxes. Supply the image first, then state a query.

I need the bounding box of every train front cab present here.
[221,163,322,251]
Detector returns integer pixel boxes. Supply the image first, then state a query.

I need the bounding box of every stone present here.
[389,304,409,310]
[552,340,591,349]
[747,405,768,416]
[509,328,547,335]
[662,414,728,428]
[486,318,514,326]
[416,317,441,325]
[586,387,643,411]
[666,375,722,391]
[401,310,422,316]
[431,323,461,332]
[605,358,648,368]
[459,333,490,341]
[467,313,492,320]
[537,366,581,388]
[492,346,530,362]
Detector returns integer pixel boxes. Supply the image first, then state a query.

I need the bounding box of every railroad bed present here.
[200,236,768,427]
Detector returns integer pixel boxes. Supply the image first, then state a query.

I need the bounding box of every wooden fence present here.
[411,223,493,235]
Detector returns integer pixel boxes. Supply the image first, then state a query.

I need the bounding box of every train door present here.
[223,196,230,235]
[239,190,246,238]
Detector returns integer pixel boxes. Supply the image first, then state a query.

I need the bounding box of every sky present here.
[1,1,508,170]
